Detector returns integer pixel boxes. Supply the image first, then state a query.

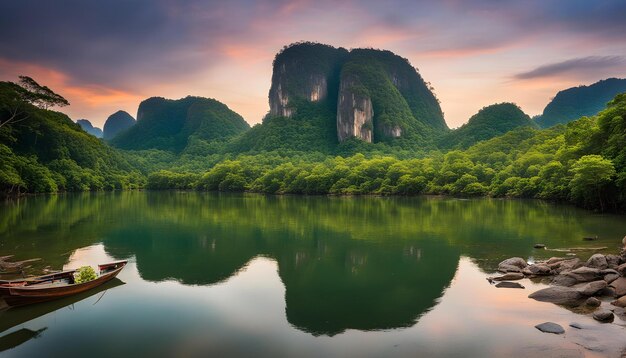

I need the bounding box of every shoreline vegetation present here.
[1,72,626,213]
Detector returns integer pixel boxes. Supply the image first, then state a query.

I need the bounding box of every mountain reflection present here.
[2,192,625,336]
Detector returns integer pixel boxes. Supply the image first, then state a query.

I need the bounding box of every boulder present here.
[496,281,525,289]
[489,273,525,281]
[498,257,527,270]
[534,322,564,334]
[617,263,626,276]
[606,254,621,269]
[585,297,601,307]
[566,266,602,283]
[498,264,522,273]
[610,277,626,297]
[604,273,620,284]
[611,296,626,308]
[554,258,582,273]
[525,264,552,276]
[551,274,579,287]
[577,280,607,296]
[529,286,583,305]
[585,254,608,269]
[592,309,614,322]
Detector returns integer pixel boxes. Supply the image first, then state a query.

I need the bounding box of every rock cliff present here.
[268,42,347,118]
[267,42,446,144]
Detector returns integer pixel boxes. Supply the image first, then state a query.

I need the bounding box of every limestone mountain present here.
[110,96,250,152]
[76,119,103,138]
[236,42,446,152]
[439,103,536,149]
[103,110,136,140]
[535,78,626,128]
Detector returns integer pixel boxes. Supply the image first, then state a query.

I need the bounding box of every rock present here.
[604,273,620,284]
[577,280,607,296]
[534,322,565,334]
[566,266,602,283]
[488,273,525,281]
[610,277,626,297]
[606,254,621,269]
[598,287,616,297]
[611,296,626,307]
[547,257,569,265]
[551,274,579,287]
[569,322,584,329]
[582,236,598,241]
[586,254,608,269]
[529,286,583,305]
[498,264,522,273]
[585,297,601,307]
[592,309,614,322]
[498,257,528,270]
[623,235,626,248]
[525,264,552,276]
[617,263,626,276]
[496,281,525,289]
[534,244,546,249]
[554,258,582,273]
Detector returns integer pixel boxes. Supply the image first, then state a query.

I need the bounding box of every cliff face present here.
[103,110,136,140]
[76,119,103,138]
[266,43,446,144]
[268,43,347,118]
[337,75,373,142]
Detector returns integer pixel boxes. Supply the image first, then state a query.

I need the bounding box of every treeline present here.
[147,93,626,212]
[0,78,144,194]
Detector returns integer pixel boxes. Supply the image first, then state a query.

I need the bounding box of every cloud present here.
[514,56,626,80]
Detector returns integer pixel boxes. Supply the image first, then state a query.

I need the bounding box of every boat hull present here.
[2,262,126,307]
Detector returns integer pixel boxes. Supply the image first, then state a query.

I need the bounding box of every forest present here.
[1,75,625,212]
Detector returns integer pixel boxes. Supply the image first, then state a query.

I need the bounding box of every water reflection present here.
[1,192,625,339]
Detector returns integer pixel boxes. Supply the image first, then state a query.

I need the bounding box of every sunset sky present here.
[1,0,625,129]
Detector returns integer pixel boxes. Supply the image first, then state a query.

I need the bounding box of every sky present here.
[1,0,625,129]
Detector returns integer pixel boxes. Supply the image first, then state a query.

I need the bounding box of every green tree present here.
[569,155,616,211]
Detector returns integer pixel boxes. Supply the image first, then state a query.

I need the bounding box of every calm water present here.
[1,192,626,357]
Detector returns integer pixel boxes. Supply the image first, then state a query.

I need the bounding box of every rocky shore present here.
[490,237,626,326]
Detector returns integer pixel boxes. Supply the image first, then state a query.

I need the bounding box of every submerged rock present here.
[496,281,525,289]
[569,322,584,329]
[534,244,546,249]
[529,286,583,305]
[534,322,565,334]
[489,273,525,281]
[585,297,601,307]
[592,310,614,322]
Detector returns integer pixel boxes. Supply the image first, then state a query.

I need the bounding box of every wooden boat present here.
[0,270,77,297]
[1,261,127,307]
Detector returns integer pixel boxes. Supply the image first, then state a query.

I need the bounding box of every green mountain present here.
[236,42,446,153]
[76,119,103,138]
[0,81,141,194]
[110,96,250,153]
[535,78,626,128]
[439,103,536,149]
[103,110,135,140]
